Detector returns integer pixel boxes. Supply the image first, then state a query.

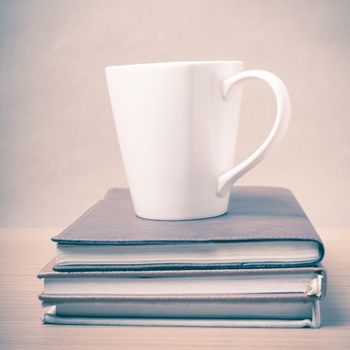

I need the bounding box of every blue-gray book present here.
[52,187,324,271]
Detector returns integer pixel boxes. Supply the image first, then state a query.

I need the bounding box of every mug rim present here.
[105,60,244,70]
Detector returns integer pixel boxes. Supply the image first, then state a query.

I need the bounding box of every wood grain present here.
[0,228,349,349]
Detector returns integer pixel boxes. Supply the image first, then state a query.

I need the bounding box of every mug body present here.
[105,61,244,220]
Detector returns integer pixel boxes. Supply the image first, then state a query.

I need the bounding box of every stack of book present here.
[38,187,326,328]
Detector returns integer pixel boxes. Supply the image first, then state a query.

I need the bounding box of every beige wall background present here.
[0,0,349,228]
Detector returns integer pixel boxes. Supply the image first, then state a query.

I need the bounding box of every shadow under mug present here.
[106,61,291,220]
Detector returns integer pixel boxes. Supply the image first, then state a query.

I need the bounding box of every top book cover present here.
[52,187,324,270]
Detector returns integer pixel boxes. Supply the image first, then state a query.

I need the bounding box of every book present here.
[42,300,321,328]
[38,261,325,328]
[38,261,326,298]
[52,187,324,271]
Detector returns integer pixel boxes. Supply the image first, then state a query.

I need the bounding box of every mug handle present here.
[217,70,291,197]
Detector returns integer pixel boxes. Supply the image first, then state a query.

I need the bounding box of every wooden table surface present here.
[0,228,349,349]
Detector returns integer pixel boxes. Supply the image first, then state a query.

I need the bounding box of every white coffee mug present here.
[106,61,290,220]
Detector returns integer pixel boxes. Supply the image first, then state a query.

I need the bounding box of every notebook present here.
[52,187,324,271]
